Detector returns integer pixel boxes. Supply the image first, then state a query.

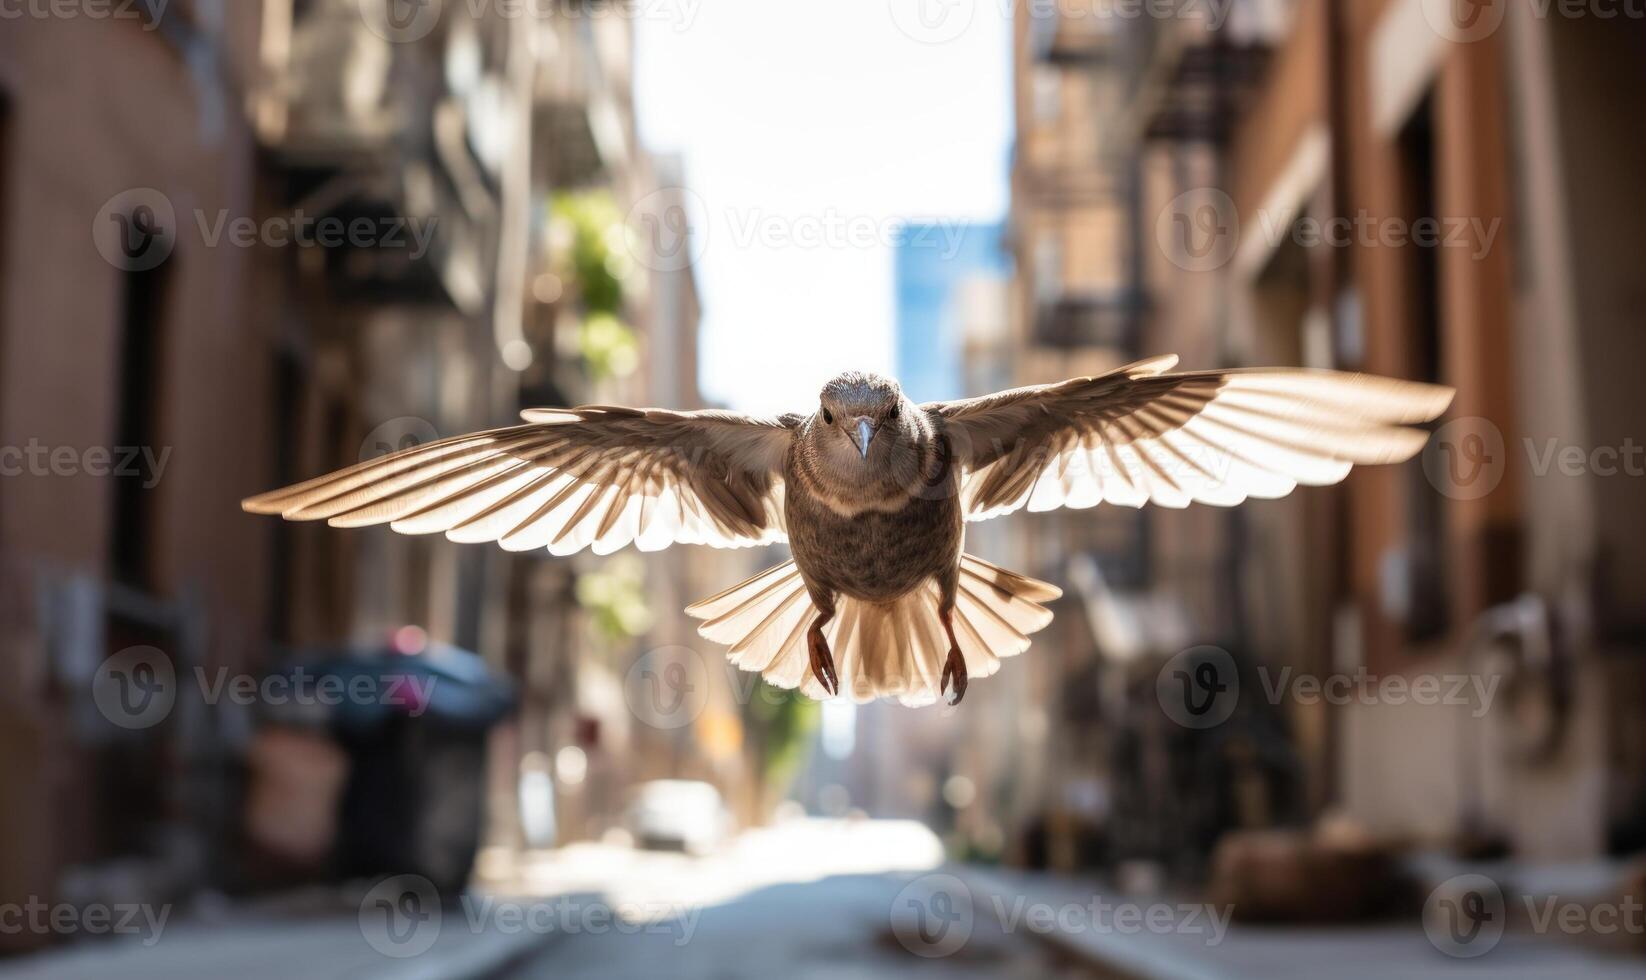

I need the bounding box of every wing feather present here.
[243,408,796,556]
[928,357,1454,521]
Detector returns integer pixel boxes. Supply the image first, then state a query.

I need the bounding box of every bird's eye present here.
[822,407,834,425]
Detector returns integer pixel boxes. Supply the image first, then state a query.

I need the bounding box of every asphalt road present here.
[489,820,1099,980]
[494,867,1095,980]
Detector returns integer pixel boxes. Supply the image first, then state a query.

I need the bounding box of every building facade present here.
[987,0,1646,876]
[0,0,706,942]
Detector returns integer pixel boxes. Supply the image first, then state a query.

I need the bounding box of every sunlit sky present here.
[634,1,1013,416]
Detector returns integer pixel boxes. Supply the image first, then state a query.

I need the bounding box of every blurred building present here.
[0,0,720,944]
[977,0,1646,877]
[0,2,279,945]
[893,220,1009,405]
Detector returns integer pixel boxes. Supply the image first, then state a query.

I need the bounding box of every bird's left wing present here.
[242,407,796,555]
[927,355,1455,522]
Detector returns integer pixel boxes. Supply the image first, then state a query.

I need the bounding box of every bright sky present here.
[634,0,1013,416]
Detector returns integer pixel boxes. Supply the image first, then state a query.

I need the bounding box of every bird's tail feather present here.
[685,555,1061,706]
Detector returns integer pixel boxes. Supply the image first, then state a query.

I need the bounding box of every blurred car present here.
[626,780,730,855]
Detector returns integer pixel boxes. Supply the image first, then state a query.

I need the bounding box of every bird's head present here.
[802,372,928,496]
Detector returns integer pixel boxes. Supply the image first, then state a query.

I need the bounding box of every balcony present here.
[1030,3,1124,67]
[534,7,631,190]
[1032,291,1146,352]
[1088,0,1290,152]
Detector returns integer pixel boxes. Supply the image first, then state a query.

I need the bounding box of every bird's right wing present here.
[926,355,1455,521]
[242,407,796,556]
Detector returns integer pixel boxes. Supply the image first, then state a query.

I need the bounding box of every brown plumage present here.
[241,356,1454,707]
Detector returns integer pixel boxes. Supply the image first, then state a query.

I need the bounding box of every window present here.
[110,262,171,590]
[267,351,302,642]
[1032,66,1062,125]
[0,92,10,546]
[1397,93,1451,644]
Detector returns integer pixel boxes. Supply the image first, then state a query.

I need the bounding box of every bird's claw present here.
[808,631,838,697]
[941,648,967,706]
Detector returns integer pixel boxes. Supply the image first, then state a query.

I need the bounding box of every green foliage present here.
[578,312,640,381]
[551,191,628,315]
[746,680,819,788]
[573,555,654,642]
[549,190,640,382]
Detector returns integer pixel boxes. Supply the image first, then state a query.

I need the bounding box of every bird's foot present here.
[940,646,968,706]
[808,629,839,697]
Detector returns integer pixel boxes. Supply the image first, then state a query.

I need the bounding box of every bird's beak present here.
[854,417,875,459]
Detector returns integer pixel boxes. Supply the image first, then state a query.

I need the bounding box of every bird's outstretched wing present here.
[927,355,1455,521]
[242,407,796,555]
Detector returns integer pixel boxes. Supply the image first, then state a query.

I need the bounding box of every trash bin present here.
[254,642,515,895]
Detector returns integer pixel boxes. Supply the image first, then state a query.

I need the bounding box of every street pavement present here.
[489,819,1097,979]
[0,820,1097,980]
[8,820,1641,978]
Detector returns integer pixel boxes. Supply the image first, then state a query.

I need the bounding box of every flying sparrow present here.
[243,355,1453,706]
